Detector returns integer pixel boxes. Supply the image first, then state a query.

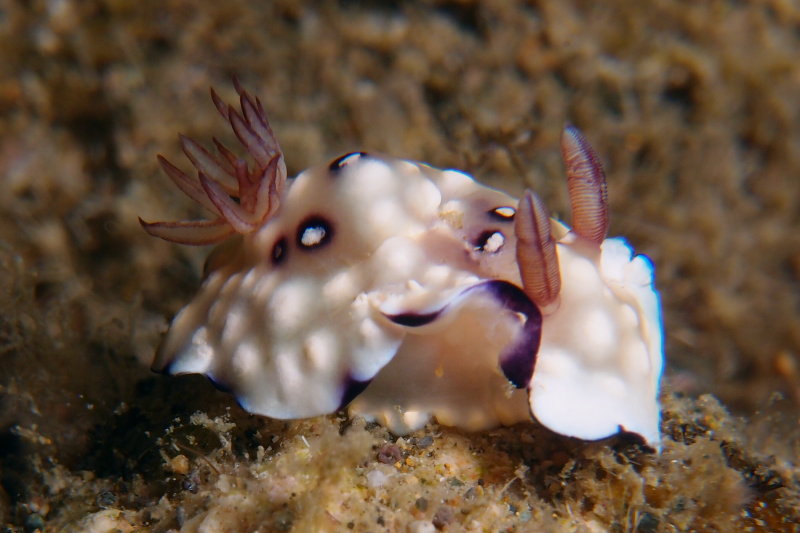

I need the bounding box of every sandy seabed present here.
[0,1,798,531]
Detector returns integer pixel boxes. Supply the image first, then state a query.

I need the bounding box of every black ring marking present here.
[296,216,334,250]
[271,236,288,265]
[488,206,516,222]
[473,230,505,253]
[329,151,368,172]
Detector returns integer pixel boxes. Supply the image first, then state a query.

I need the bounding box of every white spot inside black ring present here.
[297,216,333,249]
[488,206,516,221]
[474,230,505,253]
[329,152,367,172]
[271,237,287,265]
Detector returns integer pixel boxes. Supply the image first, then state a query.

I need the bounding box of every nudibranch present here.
[141,82,663,447]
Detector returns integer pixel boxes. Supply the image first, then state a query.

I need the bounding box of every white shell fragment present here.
[142,85,664,448]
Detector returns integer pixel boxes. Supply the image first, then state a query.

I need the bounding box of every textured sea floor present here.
[1,1,798,531]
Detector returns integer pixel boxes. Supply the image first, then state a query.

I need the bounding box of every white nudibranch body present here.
[141,83,664,448]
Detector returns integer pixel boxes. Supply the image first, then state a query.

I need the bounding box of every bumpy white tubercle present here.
[529,233,663,447]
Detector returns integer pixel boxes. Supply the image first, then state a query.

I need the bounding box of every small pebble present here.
[432,505,455,529]
[377,443,402,464]
[182,477,199,494]
[169,454,190,475]
[273,509,294,532]
[96,490,117,508]
[408,520,436,533]
[416,435,434,448]
[366,468,390,488]
[24,513,45,532]
[636,511,660,533]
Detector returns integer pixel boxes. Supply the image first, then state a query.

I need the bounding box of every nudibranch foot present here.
[142,83,664,450]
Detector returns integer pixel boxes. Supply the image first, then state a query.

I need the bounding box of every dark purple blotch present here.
[462,280,541,388]
[384,310,442,327]
[338,374,372,409]
[381,280,541,389]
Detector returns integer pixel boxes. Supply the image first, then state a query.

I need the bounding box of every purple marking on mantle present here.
[338,374,372,409]
[462,280,542,388]
[384,310,442,327]
[381,280,541,389]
